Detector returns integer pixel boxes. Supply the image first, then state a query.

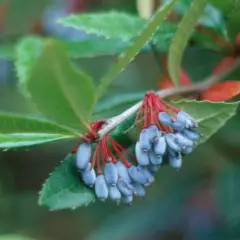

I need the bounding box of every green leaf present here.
[172,100,239,144]
[227,10,240,41]
[65,38,128,58]
[0,235,36,240]
[168,0,208,86]
[97,0,177,99]
[58,11,145,42]
[210,0,240,16]
[15,35,44,97]
[0,112,79,148]
[27,39,96,131]
[39,154,95,210]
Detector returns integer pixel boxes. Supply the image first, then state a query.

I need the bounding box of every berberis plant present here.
[3,0,240,210]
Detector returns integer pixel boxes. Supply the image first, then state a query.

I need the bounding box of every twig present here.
[98,57,240,138]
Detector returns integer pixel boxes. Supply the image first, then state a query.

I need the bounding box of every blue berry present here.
[158,112,173,126]
[165,133,182,152]
[182,129,201,141]
[122,195,133,205]
[132,183,146,197]
[81,163,96,187]
[135,141,150,166]
[168,152,182,170]
[117,178,133,196]
[182,146,193,154]
[148,164,159,173]
[147,125,159,143]
[95,175,108,201]
[177,111,197,129]
[104,162,118,186]
[149,149,162,165]
[137,166,155,186]
[109,186,121,202]
[128,166,148,185]
[115,162,131,183]
[175,133,194,148]
[139,129,151,152]
[153,135,166,157]
[171,120,185,132]
[76,142,92,170]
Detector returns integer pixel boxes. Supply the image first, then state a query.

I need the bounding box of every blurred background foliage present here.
[0,0,239,239]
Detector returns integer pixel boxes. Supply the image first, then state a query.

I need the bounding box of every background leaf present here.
[0,234,36,240]
[39,154,95,210]
[96,0,177,99]
[201,81,240,101]
[168,0,208,86]
[27,39,96,131]
[15,35,43,97]
[58,11,145,42]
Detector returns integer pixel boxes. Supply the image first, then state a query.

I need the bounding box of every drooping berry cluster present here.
[74,92,201,205]
[135,92,201,170]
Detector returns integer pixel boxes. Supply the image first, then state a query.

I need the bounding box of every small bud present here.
[168,152,182,170]
[153,135,166,157]
[128,166,148,185]
[81,163,96,187]
[122,195,133,205]
[116,161,131,183]
[149,149,163,165]
[76,142,92,170]
[135,141,150,166]
[158,112,173,126]
[109,185,121,202]
[117,178,133,196]
[132,183,146,197]
[104,162,118,186]
[171,120,185,132]
[182,129,201,141]
[147,125,159,143]
[174,133,194,148]
[137,166,155,187]
[139,129,151,152]
[165,133,181,152]
[95,175,108,201]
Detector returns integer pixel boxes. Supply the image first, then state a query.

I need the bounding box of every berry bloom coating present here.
[109,186,121,202]
[132,183,146,197]
[128,166,148,185]
[81,163,96,187]
[117,178,133,196]
[137,166,155,186]
[153,135,166,157]
[158,112,173,126]
[139,129,151,152]
[147,125,159,143]
[171,120,185,132]
[95,175,108,201]
[177,111,197,129]
[182,129,201,141]
[122,195,133,205]
[165,133,182,152]
[148,164,159,173]
[76,142,92,170]
[135,141,150,166]
[168,152,182,170]
[104,162,118,186]
[115,161,131,183]
[175,133,194,148]
[149,150,163,165]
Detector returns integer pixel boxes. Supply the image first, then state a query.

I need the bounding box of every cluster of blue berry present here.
[74,93,201,205]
